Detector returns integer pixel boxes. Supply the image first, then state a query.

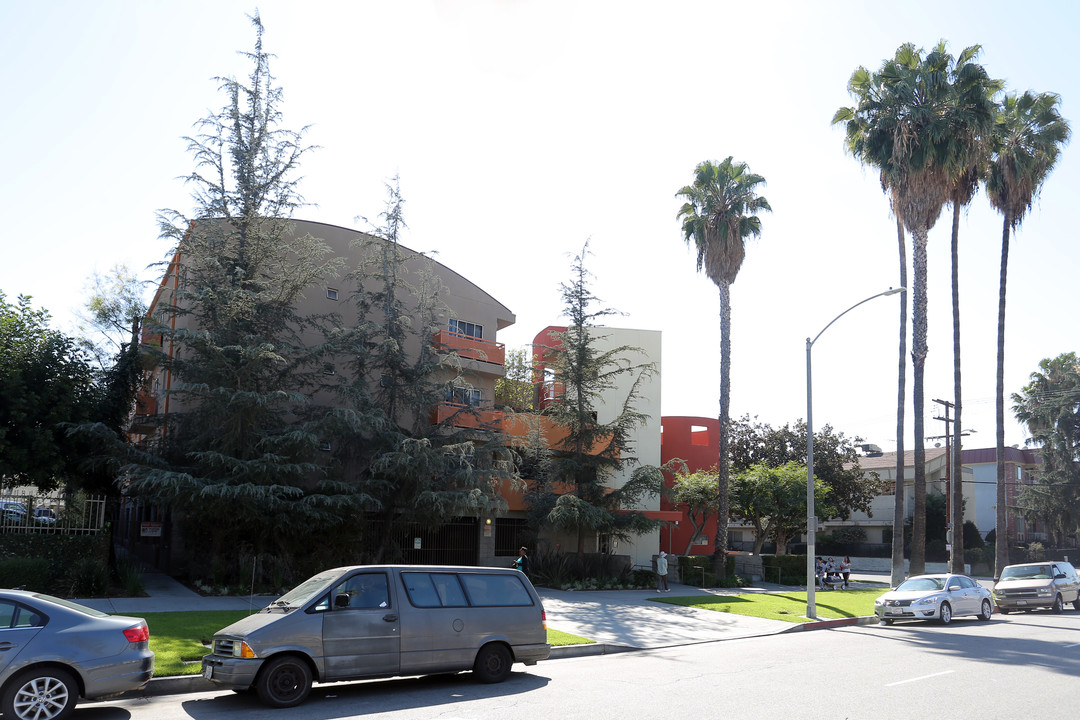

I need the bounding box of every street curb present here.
[779,615,879,632]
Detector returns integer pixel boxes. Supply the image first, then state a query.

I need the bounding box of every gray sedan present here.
[875,573,994,625]
[0,590,154,720]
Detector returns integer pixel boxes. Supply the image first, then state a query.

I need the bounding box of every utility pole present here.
[931,398,955,568]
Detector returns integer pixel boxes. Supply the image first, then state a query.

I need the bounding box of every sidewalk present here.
[87,571,888,698]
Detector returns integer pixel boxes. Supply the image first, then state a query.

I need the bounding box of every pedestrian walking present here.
[840,556,852,589]
[656,551,670,592]
[514,547,531,579]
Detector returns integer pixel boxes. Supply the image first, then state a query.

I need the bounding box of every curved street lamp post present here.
[806,287,905,619]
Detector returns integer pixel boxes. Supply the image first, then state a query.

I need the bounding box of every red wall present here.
[661,416,720,555]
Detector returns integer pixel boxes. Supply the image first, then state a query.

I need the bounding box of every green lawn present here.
[653,588,885,622]
[141,610,594,677]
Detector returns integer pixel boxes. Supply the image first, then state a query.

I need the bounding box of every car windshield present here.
[1000,565,1052,580]
[896,577,946,592]
[269,570,342,609]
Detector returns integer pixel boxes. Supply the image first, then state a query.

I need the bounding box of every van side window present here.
[332,573,390,609]
[460,574,534,607]
[401,572,468,608]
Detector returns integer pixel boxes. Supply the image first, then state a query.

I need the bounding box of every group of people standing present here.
[815,556,852,590]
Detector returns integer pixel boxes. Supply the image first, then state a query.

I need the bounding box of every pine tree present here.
[125,13,348,576]
[529,244,668,555]
[325,178,517,561]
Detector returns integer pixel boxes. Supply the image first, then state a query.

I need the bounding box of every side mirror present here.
[947,584,961,592]
[1055,573,1066,580]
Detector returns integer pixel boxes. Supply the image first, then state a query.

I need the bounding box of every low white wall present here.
[853,556,970,575]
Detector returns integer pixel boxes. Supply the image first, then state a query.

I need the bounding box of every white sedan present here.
[875,573,994,625]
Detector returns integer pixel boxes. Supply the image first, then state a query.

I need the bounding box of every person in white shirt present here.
[656,552,670,592]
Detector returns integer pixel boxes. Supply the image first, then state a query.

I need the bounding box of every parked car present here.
[875,573,994,625]
[31,508,56,526]
[0,589,154,720]
[202,565,550,708]
[992,560,1080,614]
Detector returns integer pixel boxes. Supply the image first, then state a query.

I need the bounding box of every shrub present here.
[677,554,741,588]
[1026,542,1046,561]
[67,557,109,597]
[0,557,50,590]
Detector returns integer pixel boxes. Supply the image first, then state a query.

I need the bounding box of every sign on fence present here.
[140,522,162,538]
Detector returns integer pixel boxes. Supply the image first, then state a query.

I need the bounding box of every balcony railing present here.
[432,330,505,366]
[431,402,610,457]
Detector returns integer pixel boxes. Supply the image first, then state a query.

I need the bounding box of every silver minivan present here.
[992,560,1080,613]
[201,565,550,707]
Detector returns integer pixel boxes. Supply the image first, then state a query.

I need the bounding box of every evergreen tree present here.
[325,178,516,562]
[528,245,668,555]
[123,13,349,576]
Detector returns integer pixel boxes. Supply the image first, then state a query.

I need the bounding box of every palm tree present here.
[942,47,999,573]
[985,90,1071,577]
[834,42,979,576]
[676,157,771,578]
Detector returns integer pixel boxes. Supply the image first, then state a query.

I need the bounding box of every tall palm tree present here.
[943,47,999,573]
[676,157,771,578]
[985,90,1071,577]
[834,42,979,576]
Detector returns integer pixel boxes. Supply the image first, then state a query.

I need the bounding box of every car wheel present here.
[979,599,993,621]
[939,602,952,625]
[255,656,312,709]
[2,668,77,720]
[999,608,1011,614]
[474,643,512,684]
[880,618,894,626]
[1053,594,1064,614]
[1073,594,1080,611]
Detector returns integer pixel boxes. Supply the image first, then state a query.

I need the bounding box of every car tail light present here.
[123,624,150,643]
[541,609,547,630]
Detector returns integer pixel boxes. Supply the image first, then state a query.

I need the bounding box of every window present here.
[330,573,390,609]
[447,386,481,406]
[322,364,335,375]
[0,601,44,630]
[401,572,469,608]
[326,288,339,300]
[318,441,331,452]
[449,319,482,339]
[459,573,533,607]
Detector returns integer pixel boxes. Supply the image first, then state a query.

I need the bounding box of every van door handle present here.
[382,614,398,622]
[0,643,15,651]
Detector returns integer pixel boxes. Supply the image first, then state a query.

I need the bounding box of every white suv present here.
[992,560,1080,613]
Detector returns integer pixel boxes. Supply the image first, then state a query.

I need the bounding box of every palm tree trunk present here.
[950,202,965,574]
[713,280,732,579]
[910,225,930,576]
[892,213,908,587]
[995,214,1011,577]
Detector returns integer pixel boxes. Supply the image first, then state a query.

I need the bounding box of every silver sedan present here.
[875,573,994,625]
[0,590,154,720]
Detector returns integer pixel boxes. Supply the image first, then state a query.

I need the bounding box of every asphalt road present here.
[89,609,1080,720]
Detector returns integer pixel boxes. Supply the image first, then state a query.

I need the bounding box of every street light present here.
[806,287,905,619]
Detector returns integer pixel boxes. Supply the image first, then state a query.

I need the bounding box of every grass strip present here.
[652,588,885,623]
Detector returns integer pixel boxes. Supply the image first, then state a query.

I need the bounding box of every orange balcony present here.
[431,402,611,457]
[432,330,505,366]
[135,394,157,416]
[430,402,504,429]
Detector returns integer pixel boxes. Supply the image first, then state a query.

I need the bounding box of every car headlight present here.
[1037,587,1053,597]
[913,596,940,607]
[234,641,257,658]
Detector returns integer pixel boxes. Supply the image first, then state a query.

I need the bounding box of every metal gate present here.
[393,518,479,566]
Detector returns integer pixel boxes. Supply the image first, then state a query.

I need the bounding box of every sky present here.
[2,0,1078,454]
